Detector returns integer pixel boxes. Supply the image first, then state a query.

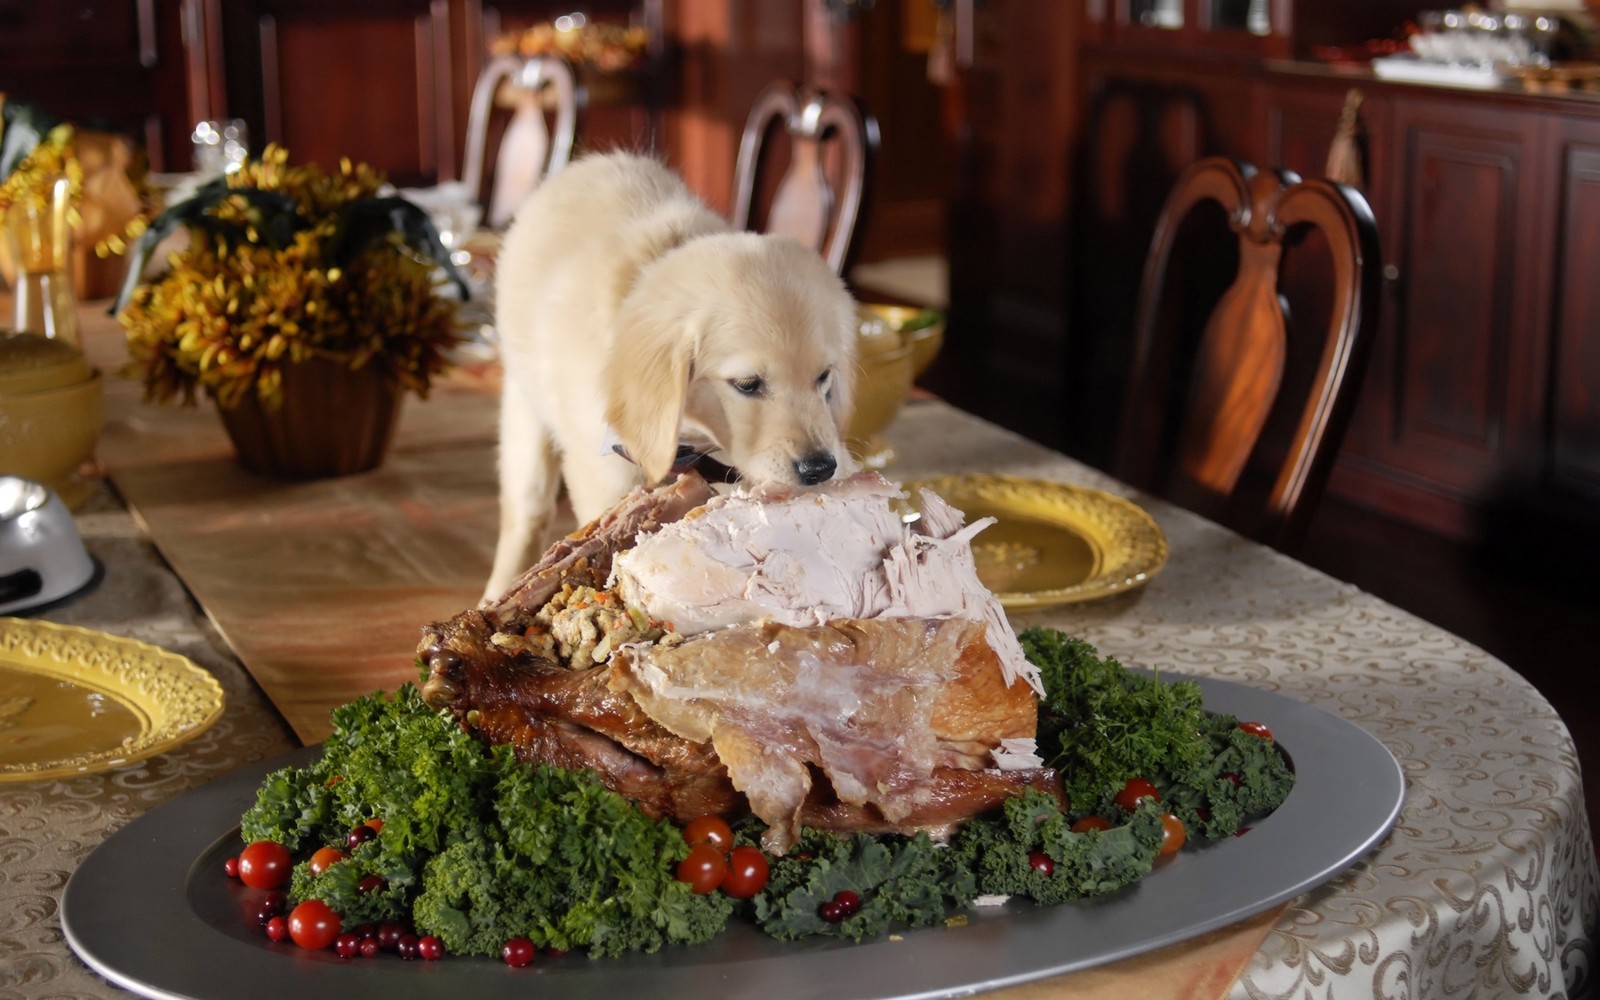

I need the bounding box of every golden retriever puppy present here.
[484,152,859,600]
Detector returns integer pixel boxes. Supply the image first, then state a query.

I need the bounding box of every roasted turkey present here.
[419,470,1058,853]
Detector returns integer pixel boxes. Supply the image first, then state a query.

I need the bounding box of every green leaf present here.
[0,98,63,181]
[108,179,308,314]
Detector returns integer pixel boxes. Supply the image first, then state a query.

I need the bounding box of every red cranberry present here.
[263,916,289,942]
[1027,850,1055,877]
[416,935,444,961]
[377,920,407,951]
[396,933,420,960]
[223,856,240,879]
[357,875,387,894]
[833,890,861,915]
[1223,772,1241,787]
[502,937,536,967]
[818,899,846,923]
[358,938,381,959]
[335,933,361,959]
[347,824,377,852]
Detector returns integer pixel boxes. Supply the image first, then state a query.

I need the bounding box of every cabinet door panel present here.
[1551,132,1600,497]
[1372,103,1547,495]
[219,0,453,186]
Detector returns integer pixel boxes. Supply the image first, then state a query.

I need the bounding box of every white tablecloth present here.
[4,395,1595,999]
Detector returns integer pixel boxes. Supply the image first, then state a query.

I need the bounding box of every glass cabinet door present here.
[1208,0,1272,36]
[1129,0,1183,29]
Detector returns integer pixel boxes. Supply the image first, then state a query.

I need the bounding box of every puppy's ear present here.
[603,306,697,484]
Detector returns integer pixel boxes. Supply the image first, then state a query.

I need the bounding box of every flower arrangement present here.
[112,145,466,413]
[490,16,651,71]
[0,97,83,217]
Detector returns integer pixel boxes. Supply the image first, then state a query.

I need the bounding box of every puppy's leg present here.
[484,384,562,601]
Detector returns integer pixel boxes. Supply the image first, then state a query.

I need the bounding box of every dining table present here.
[3,296,1597,1000]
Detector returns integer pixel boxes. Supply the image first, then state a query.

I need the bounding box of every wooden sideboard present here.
[1064,52,1600,541]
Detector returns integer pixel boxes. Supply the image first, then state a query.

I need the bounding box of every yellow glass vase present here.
[5,173,80,348]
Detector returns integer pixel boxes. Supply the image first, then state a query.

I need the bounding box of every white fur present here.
[484,152,860,600]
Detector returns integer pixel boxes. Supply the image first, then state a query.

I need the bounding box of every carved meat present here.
[420,611,1055,851]
[610,617,1038,852]
[611,471,1042,694]
[478,471,717,627]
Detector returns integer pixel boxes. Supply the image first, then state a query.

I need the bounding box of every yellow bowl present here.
[857,302,945,378]
[0,370,104,508]
[847,328,915,468]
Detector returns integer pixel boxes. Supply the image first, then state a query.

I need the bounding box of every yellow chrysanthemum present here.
[116,144,460,412]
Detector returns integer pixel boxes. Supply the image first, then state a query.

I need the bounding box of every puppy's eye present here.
[817,369,834,399]
[731,377,765,396]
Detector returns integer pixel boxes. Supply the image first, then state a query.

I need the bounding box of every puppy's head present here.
[603,233,858,487]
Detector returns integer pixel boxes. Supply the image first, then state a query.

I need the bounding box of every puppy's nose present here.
[794,451,838,486]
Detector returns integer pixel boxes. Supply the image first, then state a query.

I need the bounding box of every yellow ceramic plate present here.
[907,475,1168,609]
[0,619,225,782]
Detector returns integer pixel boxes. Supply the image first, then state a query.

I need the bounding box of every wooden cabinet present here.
[1082,0,1400,60]
[0,0,192,171]
[1330,98,1553,534]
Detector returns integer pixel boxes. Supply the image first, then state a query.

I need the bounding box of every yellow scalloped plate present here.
[907,475,1169,609]
[0,619,225,782]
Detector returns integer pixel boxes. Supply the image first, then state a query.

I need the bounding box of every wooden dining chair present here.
[1112,156,1382,550]
[731,80,879,277]
[460,53,584,229]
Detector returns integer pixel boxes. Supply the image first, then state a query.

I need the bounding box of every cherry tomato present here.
[238,840,292,890]
[363,818,385,833]
[1027,850,1055,876]
[683,815,735,853]
[1113,777,1160,813]
[287,899,342,950]
[1071,815,1114,833]
[417,935,444,961]
[721,845,770,898]
[676,844,728,894]
[1237,721,1273,744]
[502,937,536,967]
[1158,813,1187,856]
[308,846,349,876]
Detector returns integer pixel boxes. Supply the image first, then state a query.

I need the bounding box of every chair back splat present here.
[1112,157,1382,550]
[732,81,879,276]
[461,53,584,228]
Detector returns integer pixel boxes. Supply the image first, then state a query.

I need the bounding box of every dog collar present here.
[601,423,709,476]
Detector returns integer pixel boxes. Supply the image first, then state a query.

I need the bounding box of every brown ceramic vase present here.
[216,358,403,480]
